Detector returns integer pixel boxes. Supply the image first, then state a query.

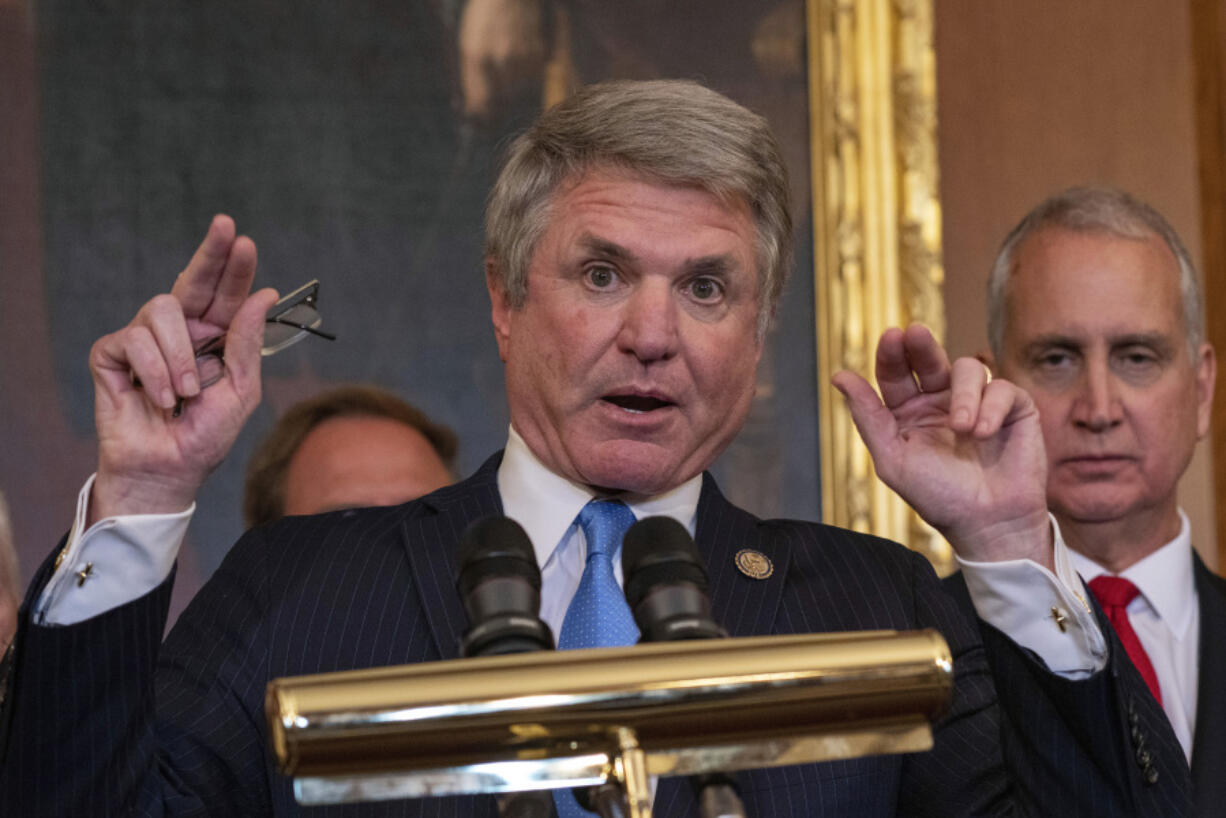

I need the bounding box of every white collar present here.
[496,426,702,569]
[1071,510,1197,641]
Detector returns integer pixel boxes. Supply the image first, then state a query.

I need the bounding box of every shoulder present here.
[698,476,928,573]
[1195,551,1226,586]
[696,475,943,633]
[1193,550,1226,605]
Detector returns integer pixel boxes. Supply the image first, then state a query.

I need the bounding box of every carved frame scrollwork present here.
[807,0,952,573]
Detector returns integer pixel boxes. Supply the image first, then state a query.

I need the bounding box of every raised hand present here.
[87,215,279,523]
[832,324,1054,568]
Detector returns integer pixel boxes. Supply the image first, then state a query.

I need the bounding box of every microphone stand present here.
[582,726,651,818]
[578,784,628,818]
[694,774,745,818]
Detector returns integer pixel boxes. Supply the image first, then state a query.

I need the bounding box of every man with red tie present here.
[984,186,1226,817]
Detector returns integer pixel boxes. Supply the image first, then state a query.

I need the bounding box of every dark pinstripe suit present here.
[0,454,1194,816]
[1188,554,1226,818]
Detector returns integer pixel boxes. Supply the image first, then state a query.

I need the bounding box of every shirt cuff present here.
[35,473,194,625]
[956,515,1106,678]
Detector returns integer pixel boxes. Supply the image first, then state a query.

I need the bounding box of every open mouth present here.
[603,394,674,413]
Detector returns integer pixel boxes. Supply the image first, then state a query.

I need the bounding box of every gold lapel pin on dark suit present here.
[735,549,773,580]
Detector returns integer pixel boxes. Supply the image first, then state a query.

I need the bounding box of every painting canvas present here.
[0,0,821,618]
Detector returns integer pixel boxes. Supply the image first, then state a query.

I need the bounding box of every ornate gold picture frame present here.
[807,0,952,573]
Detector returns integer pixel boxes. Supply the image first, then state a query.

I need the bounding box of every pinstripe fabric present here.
[945,572,1194,817]
[0,455,1193,816]
[1190,554,1226,818]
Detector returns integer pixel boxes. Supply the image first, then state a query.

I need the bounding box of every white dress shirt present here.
[35,474,192,625]
[956,520,1109,677]
[497,426,701,639]
[1069,512,1199,763]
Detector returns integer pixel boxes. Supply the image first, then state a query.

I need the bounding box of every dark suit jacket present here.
[1191,553,1226,818]
[0,454,1193,816]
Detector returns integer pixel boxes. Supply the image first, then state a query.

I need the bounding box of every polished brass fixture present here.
[267,629,952,813]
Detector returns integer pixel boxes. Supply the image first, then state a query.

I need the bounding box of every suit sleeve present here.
[0,537,177,814]
[0,527,276,817]
[896,549,1013,816]
[944,571,1193,818]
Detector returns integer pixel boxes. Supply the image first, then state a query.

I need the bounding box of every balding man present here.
[984,187,1226,816]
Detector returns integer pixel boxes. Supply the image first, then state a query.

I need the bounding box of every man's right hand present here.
[87,215,279,524]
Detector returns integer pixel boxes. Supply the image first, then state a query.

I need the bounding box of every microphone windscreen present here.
[621,516,709,609]
[457,516,540,598]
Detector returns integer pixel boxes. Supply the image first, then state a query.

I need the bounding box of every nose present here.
[617,281,678,363]
[1071,358,1122,432]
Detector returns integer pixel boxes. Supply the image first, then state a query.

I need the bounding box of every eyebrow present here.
[576,234,742,276]
[579,235,638,264]
[1019,334,1080,355]
[1018,331,1174,357]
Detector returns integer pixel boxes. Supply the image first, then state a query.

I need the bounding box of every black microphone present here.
[456,516,554,657]
[456,516,557,818]
[621,516,744,818]
[621,516,727,641]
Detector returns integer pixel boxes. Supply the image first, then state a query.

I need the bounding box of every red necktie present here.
[1088,576,1163,706]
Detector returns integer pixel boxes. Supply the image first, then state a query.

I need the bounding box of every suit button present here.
[1135,749,1151,768]
[1130,726,1144,746]
[1143,766,1159,786]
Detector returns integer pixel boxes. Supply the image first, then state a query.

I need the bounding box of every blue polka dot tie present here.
[558,499,640,650]
[555,499,639,816]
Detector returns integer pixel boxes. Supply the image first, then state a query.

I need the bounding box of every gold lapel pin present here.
[734,549,773,580]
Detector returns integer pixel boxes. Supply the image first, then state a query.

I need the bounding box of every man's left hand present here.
[832,324,1053,569]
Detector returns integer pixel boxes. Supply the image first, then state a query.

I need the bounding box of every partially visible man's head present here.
[484,80,792,495]
[243,386,457,527]
[987,187,1215,546]
[0,490,18,651]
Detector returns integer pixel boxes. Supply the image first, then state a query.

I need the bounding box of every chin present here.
[1052,493,1139,525]
[576,446,688,495]
[583,465,679,495]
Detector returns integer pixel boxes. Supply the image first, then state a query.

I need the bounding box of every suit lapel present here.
[1191,553,1226,816]
[402,452,505,661]
[694,473,792,638]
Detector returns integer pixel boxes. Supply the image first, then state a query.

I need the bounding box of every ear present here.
[1195,342,1216,439]
[486,258,512,363]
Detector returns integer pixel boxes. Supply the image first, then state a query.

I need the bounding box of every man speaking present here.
[0,81,1187,816]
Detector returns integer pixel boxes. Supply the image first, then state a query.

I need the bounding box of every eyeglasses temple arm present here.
[265,317,337,341]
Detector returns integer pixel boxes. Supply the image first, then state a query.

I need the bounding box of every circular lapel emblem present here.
[734,549,773,580]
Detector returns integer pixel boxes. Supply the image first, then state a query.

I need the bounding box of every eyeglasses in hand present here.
[170,280,337,417]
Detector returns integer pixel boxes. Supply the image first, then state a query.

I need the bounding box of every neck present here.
[1057,505,1182,573]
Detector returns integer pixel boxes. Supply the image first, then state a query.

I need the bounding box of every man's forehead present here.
[1004,228,1187,344]
[540,169,756,253]
[552,165,754,219]
[1015,225,1177,275]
